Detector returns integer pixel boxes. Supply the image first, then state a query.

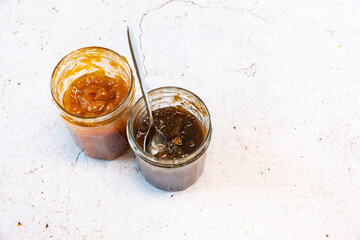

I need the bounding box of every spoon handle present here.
[127,26,153,123]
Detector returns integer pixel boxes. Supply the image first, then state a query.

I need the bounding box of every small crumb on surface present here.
[245,146,248,150]
[171,195,174,197]
[233,126,236,129]
[17,222,22,227]
[45,223,49,228]
[326,234,329,237]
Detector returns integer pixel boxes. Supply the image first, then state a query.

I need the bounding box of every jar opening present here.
[127,86,212,168]
[50,46,135,124]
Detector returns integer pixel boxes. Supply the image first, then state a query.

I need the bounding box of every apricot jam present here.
[63,73,128,118]
[51,47,135,160]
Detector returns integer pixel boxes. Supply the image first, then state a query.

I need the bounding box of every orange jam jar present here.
[51,47,135,160]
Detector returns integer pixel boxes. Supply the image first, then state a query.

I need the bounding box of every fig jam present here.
[135,106,204,159]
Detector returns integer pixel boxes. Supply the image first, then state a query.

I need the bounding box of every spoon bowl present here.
[144,123,167,155]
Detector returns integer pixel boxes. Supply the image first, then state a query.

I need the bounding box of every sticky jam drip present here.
[63,73,128,117]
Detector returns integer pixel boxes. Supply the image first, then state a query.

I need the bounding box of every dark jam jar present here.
[127,87,212,191]
[51,47,135,160]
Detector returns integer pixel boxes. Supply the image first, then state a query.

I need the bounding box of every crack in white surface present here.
[66,149,83,221]
[0,78,10,118]
[249,9,267,22]
[139,0,177,77]
[249,1,267,22]
[322,28,353,61]
[209,1,267,23]
[348,167,360,190]
[182,0,204,8]
[0,76,7,104]
[138,0,265,77]
[324,29,342,45]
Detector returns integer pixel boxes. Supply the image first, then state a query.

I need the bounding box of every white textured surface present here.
[1,0,360,239]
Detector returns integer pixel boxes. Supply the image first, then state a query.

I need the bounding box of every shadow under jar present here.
[51,47,135,160]
[127,87,212,191]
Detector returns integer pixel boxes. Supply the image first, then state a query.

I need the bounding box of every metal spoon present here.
[127,26,167,155]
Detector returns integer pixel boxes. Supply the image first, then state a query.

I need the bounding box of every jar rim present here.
[127,86,212,168]
[50,46,134,122]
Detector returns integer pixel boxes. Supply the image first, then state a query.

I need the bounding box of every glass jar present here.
[127,87,212,191]
[51,47,135,160]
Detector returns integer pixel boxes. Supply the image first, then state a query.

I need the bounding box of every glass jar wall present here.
[51,47,135,160]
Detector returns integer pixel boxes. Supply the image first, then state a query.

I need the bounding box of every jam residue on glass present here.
[63,73,128,117]
[135,106,204,159]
